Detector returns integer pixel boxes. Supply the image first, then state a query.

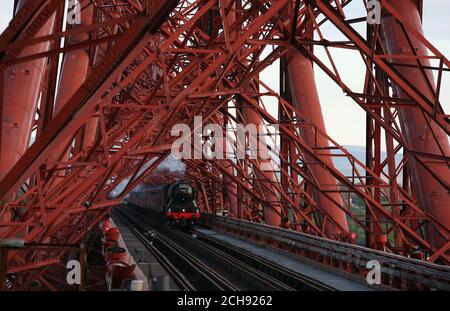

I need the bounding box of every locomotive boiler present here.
[126,181,200,228]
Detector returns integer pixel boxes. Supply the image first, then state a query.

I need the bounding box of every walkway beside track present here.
[195,228,375,291]
[114,216,180,291]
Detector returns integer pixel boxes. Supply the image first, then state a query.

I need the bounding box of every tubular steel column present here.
[215,113,238,217]
[222,138,238,218]
[286,47,349,237]
[224,0,281,225]
[51,1,94,161]
[240,101,282,226]
[204,2,238,218]
[381,0,450,248]
[54,2,92,116]
[0,0,55,180]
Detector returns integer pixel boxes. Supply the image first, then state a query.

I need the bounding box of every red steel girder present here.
[1,0,449,289]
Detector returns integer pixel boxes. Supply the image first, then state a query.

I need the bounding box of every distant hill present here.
[333,145,403,180]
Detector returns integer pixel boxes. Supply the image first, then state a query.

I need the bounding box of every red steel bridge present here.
[0,0,449,290]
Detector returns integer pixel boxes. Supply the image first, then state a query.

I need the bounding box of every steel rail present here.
[149,229,239,291]
[113,209,195,291]
[171,229,296,291]
[201,214,450,291]
[122,205,337,291]
[194,231,337,291]
[115,208,238,291]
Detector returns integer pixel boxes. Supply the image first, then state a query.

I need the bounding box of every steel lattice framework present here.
[0,0,449,289]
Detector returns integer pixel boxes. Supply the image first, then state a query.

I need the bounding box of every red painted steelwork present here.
[381,0,450,249]
[286,47,349,238]
[0,0,449,289]
[0,0,55,180]
[240,105,283,226]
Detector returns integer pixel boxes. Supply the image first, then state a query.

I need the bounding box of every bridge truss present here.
[0,0,448,289]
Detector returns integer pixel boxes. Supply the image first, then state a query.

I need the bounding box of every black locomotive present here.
[126,181,200,228]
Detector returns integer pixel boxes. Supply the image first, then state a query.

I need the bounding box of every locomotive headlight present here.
[182,208,186,212]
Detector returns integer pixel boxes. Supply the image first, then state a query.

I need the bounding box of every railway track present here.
[115,208,238,291]
[114,209,195,291]
[167,227,295,291]
[193,230,337,291]
[202,214,450,291]
[114,206,336,291]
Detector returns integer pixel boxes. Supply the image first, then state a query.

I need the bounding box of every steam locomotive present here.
[125,181,200,228]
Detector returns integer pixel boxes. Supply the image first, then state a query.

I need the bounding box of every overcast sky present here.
[0,1,449,147]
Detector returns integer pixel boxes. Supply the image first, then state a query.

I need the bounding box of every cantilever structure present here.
[0,0,448,290]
